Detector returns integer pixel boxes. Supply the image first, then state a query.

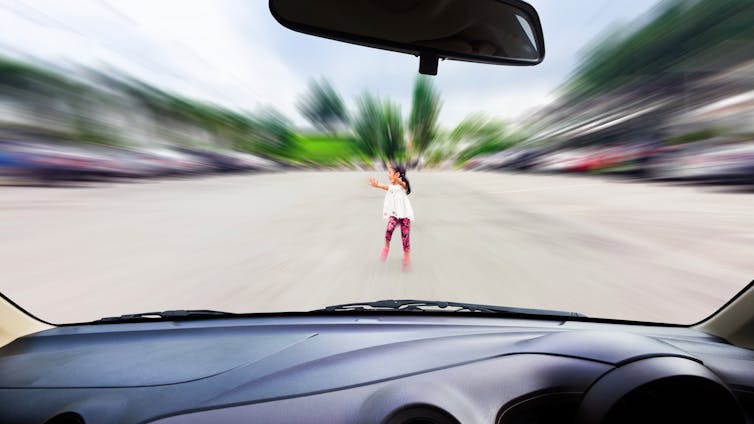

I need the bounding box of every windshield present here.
[1,0,753,325]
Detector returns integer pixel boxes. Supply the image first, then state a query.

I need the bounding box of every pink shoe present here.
[402,254,411,272]
[380,247,389,262]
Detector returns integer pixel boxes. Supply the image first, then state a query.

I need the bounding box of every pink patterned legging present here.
[385,216,411,252]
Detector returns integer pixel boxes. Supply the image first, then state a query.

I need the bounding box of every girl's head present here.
[388,163,411,195]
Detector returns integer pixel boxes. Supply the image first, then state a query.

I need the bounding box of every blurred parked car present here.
[644,139,754,183]
[465,150,513,170]
[0,140,119,182]
[135,147,213,176]
[172,147,245,173]
[533,148,592,172]
[503,149,549,171]
[584,142,664,175]
[466,148,549,172]
[225,151,281,171]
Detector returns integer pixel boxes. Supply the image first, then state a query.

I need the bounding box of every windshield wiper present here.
[95,309,237,323]
[313,299,585,317]
[93,301,584,323]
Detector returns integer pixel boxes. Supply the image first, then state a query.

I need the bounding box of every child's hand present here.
[368,177,378,187]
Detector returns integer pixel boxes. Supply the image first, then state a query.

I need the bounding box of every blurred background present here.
[2,0,754,324]
[2,0,754,180]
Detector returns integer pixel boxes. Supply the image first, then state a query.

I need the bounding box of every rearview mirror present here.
[269,0,545,75]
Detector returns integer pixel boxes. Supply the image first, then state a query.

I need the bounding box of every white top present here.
[383,184,415,221]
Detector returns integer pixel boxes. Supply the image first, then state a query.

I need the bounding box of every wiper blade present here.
[95,309,236,323]
[314,299,585,317]
[93,301,585,323]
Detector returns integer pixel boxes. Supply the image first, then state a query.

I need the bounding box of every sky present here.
[0,0,662,129]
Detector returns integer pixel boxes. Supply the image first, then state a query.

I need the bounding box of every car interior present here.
[2,283,754,423]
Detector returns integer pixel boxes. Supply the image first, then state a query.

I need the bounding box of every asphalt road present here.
[2,171,753,324]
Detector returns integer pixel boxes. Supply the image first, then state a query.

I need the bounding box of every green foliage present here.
[101,77,297,158]
[0,55,537,169]
[566,0,754,100]
[245,109,296,158]
[450,114,515,163]
[352,93,406,162]
[290,134,365,165]
[408,75,441,156]
[668,127,726,145]
[381,100,406,162]
[352,93,382,158]
[450,113,506,145]
[0,57,85,95]
[297,78,348,135]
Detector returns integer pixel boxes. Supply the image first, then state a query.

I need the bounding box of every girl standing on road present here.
[368,163,414,271]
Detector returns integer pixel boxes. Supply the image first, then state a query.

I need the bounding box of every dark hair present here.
[391,163,411,195]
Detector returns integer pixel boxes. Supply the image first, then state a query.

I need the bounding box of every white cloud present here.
[0,0,304,118]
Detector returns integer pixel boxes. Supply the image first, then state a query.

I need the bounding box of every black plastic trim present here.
[497,391,583,424]
[0,291,55,327]
[6,280,753,329]
[383,404,460,424]
[72,310,690,328]
[576,356,745,424]
[1,287,736,330]
[268,0,546,68]
[44,412,85,424]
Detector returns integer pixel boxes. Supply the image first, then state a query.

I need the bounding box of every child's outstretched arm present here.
[368,177,388,190]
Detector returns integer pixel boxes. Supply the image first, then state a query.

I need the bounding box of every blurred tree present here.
[352,93,406,162]
[450,113,515,163]
[421,128,454,167]
[352,93,382,158]
[521,0,754,149]
[380,100,406,162]
[247,108,297,158]
[297,78,348,135]
[0,58,116,145]
[566,0,754,100]
[114,77,296,158]
[0,56,301,159]
[408,75,441,160]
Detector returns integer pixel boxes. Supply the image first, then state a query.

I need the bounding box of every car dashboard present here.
[1,314,753,423]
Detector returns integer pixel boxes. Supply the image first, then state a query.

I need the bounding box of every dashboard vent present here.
[384,405,460,424]
[497,392,581,424]
[44,412,85,424]
[599,376,743,424]
[576,357,745,424]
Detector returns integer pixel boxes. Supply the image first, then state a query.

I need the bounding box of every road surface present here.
[2,171,753,324]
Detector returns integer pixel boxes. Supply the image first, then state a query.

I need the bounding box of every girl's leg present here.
[382,216,399,261]
[400,218,411,271]
[399,218,411,253]
[385,216,399,243]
